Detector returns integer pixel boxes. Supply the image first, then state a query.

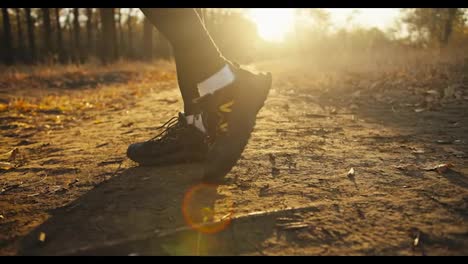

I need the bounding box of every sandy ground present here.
[0,58,467,255]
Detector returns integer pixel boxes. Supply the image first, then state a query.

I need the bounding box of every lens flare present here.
[182,183,234,234]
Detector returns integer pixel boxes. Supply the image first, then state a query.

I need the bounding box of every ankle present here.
[185,113,207,134]
[197,64,236,98]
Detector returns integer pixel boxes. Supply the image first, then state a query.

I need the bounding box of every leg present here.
[130,9,272,184]
[127,8,222,165]
[140,8,227,114]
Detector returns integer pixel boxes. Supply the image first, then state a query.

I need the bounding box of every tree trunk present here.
[441,8,457,47]
[41,8,52,60]
[25,8,36,64]
[99,8,116,64]
[15,8,24,63]
[112,8,119,60]
[143,17,153,61]
[86,8,93,58]
[66,10,74,63]
[127,8,133,59]
[2,8,14,65]
[117,8,125,59]
[55,8,66,63]
[94,8,100,61]
[73,8,84,63]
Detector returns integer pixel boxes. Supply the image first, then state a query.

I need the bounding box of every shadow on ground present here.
[17,163,283,256]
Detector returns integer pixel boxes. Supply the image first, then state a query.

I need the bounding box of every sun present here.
[247,8,296,42]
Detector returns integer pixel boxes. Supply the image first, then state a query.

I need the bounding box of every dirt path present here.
[1,59,467,255]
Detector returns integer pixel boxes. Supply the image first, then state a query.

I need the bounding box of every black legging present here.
[140,8,229,114]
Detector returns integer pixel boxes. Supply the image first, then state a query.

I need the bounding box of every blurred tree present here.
[310,9,331,33]
[73,8,84,63]
[113,8,119,60]
[99,8,117,64]
[55,8,66,63]
[402,8,466,48]
[94,8,101,60]
[15,8,25,62]
[41,8,52,60]
[25,8,36,63]
[86,8,93,58]
[2,8,14,65]
[117,8,125,58]
[127,8,134,59]
[143,17,153,61]
[442,8,458,46]
[66,9,73,62]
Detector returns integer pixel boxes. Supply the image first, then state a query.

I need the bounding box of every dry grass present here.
[0,59,175,83]
[0,59,177,115]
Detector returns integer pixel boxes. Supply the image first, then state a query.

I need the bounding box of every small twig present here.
[98,158,124,167]
[111,161,124,178]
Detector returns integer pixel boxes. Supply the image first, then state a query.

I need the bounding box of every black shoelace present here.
[149,116,183,142]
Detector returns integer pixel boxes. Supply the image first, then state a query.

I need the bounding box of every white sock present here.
[185,114,206,134]
[197,64,236,97]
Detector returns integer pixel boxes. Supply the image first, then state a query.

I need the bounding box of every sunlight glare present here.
[247,8,296,42]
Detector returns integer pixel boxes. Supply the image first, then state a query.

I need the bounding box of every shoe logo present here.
[217,100,234,133]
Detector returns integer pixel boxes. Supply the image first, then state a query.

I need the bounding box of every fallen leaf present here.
[425,89,440,96]
[0,148,18,161]
[411,149,425,154]
[424,163,454,174]
[396,164,419,170]
[414,108,426,113]
[0,161,14,171]
[436,139,452,144]
[8,148,19,161]
[38,232,46,242]
[414,231,420,247]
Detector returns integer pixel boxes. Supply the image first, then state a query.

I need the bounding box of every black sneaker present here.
[126,113,209,166]
[195,65,272,183]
